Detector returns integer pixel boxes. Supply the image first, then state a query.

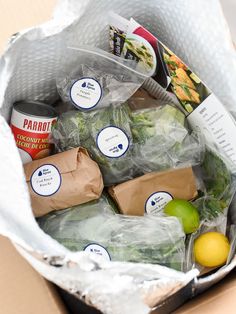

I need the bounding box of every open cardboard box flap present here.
[176,270,236,314]
[1,229,236,313]
[0,0,236,314]
[1,228,236,314]
[0,235,68,314]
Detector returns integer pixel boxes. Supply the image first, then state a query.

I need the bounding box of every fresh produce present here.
[38,194,117,249]
[39,208,185,270]
[193,149,235,221]
[56,46,146,111]
[194,232,230,267]
[129,104,203,173]
[193,196,225,221]
[52,104,135,186]
[52,103,203,185]
[202,149,232,201]
[164,199,200,234]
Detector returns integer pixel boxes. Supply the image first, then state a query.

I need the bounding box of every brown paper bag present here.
[24,147,104,217]
[108,167,197,216]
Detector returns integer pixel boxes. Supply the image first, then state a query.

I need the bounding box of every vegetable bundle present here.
[52,103,203,185]
[39,197,185,271]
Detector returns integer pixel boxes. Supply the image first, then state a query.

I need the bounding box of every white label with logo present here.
[96,126,130,158]
[84,243,111,261]
[70,77,102,110]
[30,164,61,196]
[145,191,173,215]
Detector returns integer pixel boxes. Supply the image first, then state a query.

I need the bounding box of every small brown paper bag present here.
[24,147,104,217]
[108,167,197,216]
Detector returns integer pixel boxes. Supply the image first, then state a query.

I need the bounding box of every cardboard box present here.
[0,1,236,314]
[0,235,68,314]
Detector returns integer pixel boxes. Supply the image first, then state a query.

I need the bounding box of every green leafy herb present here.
[53,104,203,185]
[193,197,225,221]
[52,104,134,186]
[39,207,185,271]
[202,149,232,200]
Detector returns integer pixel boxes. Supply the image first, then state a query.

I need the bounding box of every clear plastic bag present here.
[38,194,117,246]
[130,104,204,173]
[56,46,148,111]
[184,149,236,272]
[185,214,228,273]
[52,104,137,186]
[200,149,235,202]
[39,206,185,271]
[191,148,236,223]
[52,103,204,186]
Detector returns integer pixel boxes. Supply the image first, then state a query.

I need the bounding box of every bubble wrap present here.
[0,1,236,313]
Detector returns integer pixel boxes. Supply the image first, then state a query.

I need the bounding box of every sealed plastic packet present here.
[193,148,236,223]
[39,206,186,271]
[184,148,236,272]
[185,218,226,273]
[52,102,204,186]
[130,104,204,173]
[52,103,137,186]
[56,46,148,111]
[38,194,117,251]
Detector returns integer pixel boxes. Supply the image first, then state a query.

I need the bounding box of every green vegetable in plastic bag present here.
[38,195,117,250]
[193,149,235,222]
[52,104,136,186]
[202,149,232,200]
[39,206,185,271]
[52,103,203,185]
[130,104,204,173]
[193,196,225,221]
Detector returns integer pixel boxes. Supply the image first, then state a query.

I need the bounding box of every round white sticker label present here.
[30,164,61,197]
[84,243,111,261]
[145,191,173,215]
[96,126,130,158]
[70,77,102,110]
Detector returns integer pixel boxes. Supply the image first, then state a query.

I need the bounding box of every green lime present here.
[164,199,200,234]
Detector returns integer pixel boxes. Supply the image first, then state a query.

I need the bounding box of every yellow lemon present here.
[194,232,230,267]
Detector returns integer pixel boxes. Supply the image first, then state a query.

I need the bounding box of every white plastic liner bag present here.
[0,0,236,313]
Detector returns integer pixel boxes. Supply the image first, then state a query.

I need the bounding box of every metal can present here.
[10,101,57,164]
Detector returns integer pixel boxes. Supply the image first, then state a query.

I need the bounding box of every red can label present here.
[10,109,57,164]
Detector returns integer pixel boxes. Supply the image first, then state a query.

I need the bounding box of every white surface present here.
[188,93,236,166]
